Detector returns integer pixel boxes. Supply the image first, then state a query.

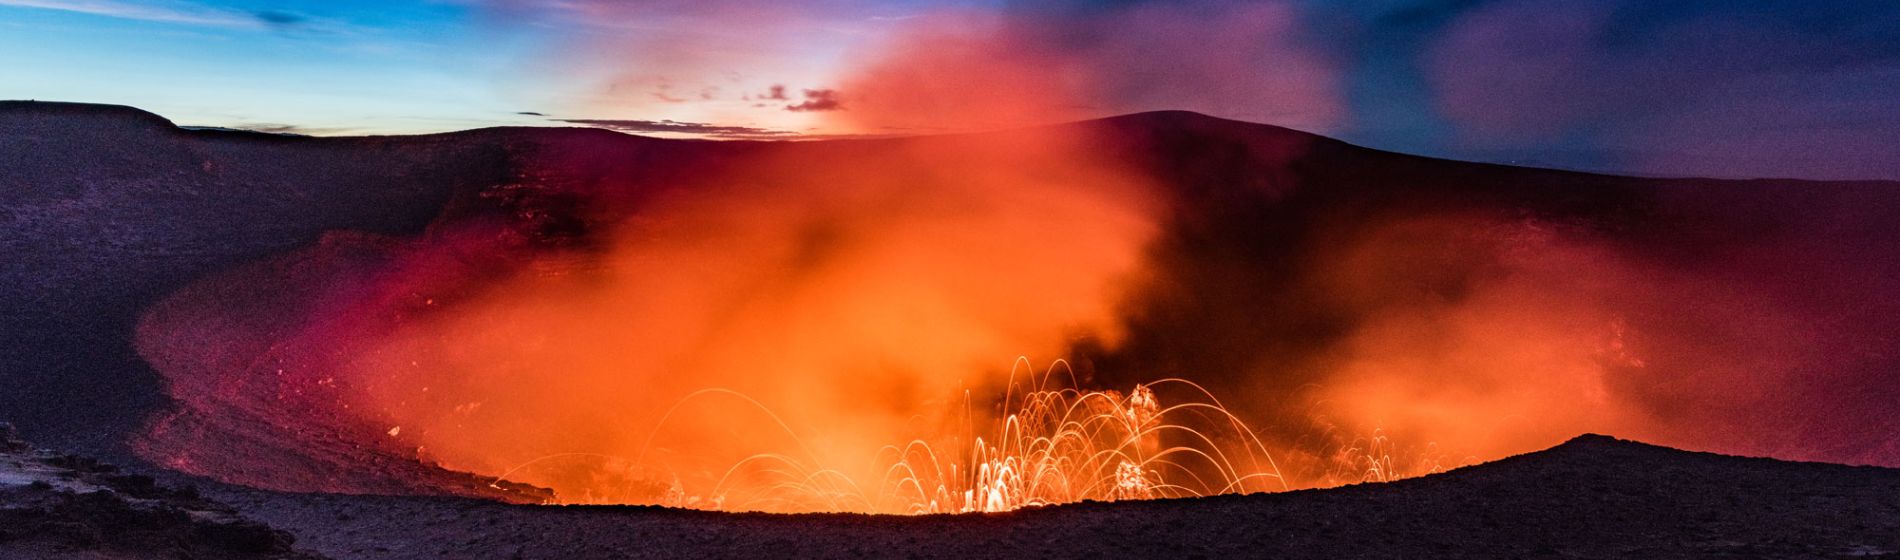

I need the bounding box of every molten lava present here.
[557,360,1290,513]
[474,358,1448,513]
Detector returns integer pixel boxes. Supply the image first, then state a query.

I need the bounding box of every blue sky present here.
[0,0,554,132]
[3,0,1897,179]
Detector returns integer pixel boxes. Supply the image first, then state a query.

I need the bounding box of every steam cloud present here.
[135,119,1167,504]
[130,0,1900,508]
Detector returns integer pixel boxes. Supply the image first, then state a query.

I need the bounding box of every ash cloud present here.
[135,117,1166,506]
[458,0,1900,472]
[824,1,1344,132]
[784,89,842,112]
[133,0,1898,499]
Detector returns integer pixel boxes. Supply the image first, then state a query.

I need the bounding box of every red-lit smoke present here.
[130,0,1900,511]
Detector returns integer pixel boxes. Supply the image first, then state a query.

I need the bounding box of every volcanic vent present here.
[125,111,1900,513]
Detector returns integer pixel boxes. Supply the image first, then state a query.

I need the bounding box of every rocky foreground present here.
[210,434,1896,559]
[6,421,1898,559]
[0,423,312,559]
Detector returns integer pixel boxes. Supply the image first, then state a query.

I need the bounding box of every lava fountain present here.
[500,358,1298,513]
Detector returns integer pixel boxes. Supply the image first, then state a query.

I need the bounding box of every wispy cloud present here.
[178,122,366,136]
[0,0,307,30]
[555,118,798,139]
[785,88,842,112]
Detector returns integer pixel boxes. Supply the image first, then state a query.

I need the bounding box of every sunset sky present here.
[3,0,1897,179]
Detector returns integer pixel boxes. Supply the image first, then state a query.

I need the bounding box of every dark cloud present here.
[516,111,547,116]
[181,122,358,136]
[984,0,1900,179]
[555,118,796,138]
[1403,0,1900,178]
[835,2,1341,131]
[252,10,308,29]
[785,89,843,112]
[505,0,1900,178]
[244,123,309,135]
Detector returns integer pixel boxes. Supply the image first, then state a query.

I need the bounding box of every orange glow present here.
[1298,216,1647,462]
[488,359,1295,513]
[356,132,1155,508]
[128,115,1212,509]
[131,127,1893,510]
[130,118,1461,512]
[125,3,1898,512]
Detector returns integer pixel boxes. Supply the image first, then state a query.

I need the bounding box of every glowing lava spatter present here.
[491,359,1441,514]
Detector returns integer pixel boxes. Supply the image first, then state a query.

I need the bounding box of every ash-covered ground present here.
[8,424,1897,559]
[0,424,312,559]
[206,435,1900,559]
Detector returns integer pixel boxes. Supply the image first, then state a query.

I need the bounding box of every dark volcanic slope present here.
[0,101,697,454]
[213,435,1900,559]
[0,102,508,453]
